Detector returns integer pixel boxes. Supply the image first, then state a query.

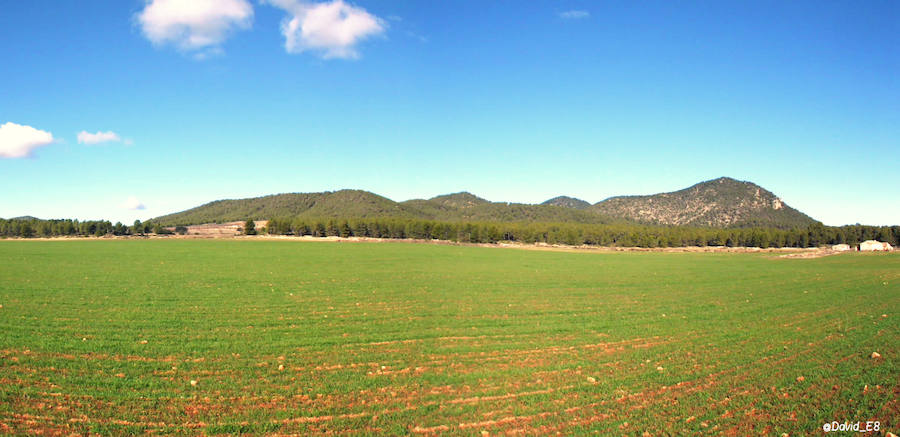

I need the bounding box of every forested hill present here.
[590,177,816,229]
[152,190,613,226]
[397,192,608,224]
[151,190,414,225]
[150,178,817,229]
[542,196,591,209]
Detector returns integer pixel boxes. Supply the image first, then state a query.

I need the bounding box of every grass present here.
[0,240,897,435]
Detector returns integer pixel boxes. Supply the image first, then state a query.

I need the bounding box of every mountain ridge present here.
[151,177,817,229]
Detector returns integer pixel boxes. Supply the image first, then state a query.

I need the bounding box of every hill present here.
[151,190,416,226]
[542,196,591,209]
[427,192,490,209]
[590,177,816,229]
[399,192,608,224]
[399,192,490,218]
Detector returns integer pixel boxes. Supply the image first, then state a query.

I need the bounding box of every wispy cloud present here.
[406,30,428,43]
[77,130,122,145]
[0,122,55,159]
[122,196,147,211]
[558,10,590,20]
[264,0,386,59]
[136,0,253,56]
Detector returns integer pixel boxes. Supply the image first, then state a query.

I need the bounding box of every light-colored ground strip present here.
[3,233,834,256]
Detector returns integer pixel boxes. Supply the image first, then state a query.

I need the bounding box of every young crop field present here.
[0,240,897,435]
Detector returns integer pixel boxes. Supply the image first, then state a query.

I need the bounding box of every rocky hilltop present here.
[590,177,815,228]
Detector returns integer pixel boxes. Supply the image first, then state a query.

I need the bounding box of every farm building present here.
[859,240,893,251]
[831,244,851,251]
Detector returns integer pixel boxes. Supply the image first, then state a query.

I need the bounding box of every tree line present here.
[0,218,170,238]
[265,217,900,249]
[2,216,897,249]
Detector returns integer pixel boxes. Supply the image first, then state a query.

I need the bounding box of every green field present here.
[1,240,897,435]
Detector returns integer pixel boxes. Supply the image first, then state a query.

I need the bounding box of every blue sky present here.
[1,1,897,226]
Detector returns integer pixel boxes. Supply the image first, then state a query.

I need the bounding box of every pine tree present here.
[244,219,257,235]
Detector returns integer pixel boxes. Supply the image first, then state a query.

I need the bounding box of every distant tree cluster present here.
[0,218,164,238]
[265,217,900,248]
[0,218,121,238]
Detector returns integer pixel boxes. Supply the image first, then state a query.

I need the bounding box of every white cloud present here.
[77,131,121,145]
[136,0,253,54]
[265,0,386,59]
[0,122,55,159]
[122,196,147,211]
[559,10,590,19]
